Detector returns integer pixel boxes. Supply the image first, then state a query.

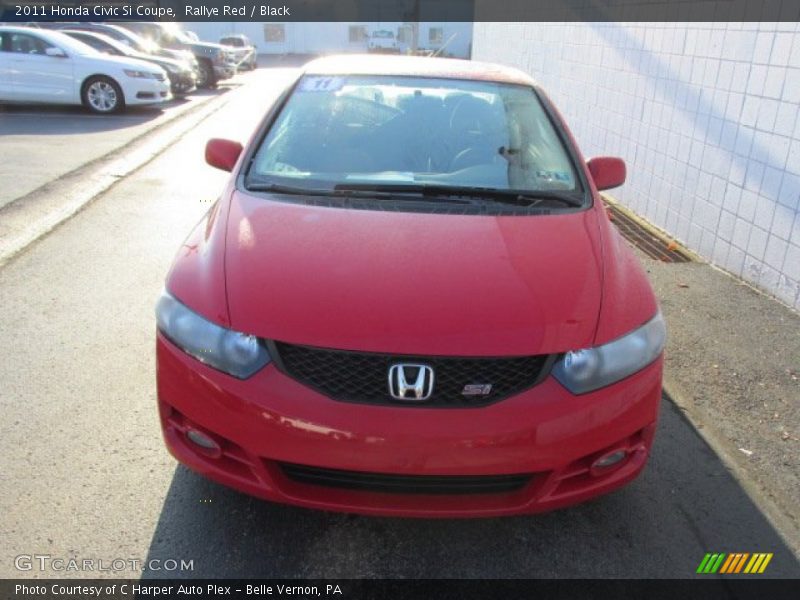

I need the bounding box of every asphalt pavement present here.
[0,63,798,580]
[647,255,800,555]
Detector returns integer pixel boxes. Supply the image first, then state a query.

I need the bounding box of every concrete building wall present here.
[184,22,473,58]
[473,23,800,310]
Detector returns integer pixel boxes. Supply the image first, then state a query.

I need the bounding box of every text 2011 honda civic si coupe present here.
[156,55,665,517]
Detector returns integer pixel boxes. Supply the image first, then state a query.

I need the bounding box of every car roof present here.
[62,29,107,38]
[61,29,124,47]
[1,25,81,43]
[1,24,63,35]
[0,25,46,33]
[302,54,536,86]
[1,25,126,56]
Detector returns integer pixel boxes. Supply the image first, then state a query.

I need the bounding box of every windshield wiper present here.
[335,184,585,208]
[245,182,337,196]
[491,190,585,208]
[247,181,475,205]
[246,181,583,208]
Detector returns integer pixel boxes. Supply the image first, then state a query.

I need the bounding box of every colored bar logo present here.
[696,552,773,574]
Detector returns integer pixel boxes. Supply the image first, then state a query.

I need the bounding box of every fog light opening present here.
[591,449,628,474]
[186,428,221,457]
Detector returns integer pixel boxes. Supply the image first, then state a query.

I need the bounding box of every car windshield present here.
[109,26,158,54]
[65,32,129,56]
[43,31,102,55]
[248,75,582,200]
[170,28,194,44]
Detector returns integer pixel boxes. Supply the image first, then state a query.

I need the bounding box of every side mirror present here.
[45,47,67,58]
[205,139,243,172]
[587,156,626,191]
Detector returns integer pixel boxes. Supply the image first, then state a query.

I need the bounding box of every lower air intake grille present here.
[279,462,533,495]
[273,342,551,407]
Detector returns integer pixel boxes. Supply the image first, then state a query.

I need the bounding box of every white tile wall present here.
[473,22,800,310]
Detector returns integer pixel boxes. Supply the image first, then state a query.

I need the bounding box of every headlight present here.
[156,291,271,379]
[552,311,666,394]
[124,69,159,79]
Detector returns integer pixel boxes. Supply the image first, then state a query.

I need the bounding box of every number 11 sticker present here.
[299,76,345,92]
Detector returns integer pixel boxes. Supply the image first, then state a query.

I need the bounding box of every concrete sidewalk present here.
[0,65,299,267]
[631,229,799,555]
[0,93,232,267]
[0,91,226,210]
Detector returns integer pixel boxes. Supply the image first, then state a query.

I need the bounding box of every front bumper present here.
[235,48,257,68]
[168,71,197,96]
[214,63,236,80]
[156,334,662,517]
[125,79,171,106]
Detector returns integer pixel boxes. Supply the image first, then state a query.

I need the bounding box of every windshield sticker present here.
[535,170,571,182]
[299,77,345,93]
[344,172,415,182]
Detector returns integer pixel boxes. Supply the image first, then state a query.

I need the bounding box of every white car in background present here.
[367,30,399,53]
[0,26,171,114]
[219,34,258,71]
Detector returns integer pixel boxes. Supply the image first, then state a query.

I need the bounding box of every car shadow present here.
[142,398,800,579]
[0,103,165,135]
[188,85,240,98]
[0,82,238,135]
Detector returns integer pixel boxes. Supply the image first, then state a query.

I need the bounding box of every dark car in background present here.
[61,30,197,97]
[118,22,236,88]
[219,34,257,71]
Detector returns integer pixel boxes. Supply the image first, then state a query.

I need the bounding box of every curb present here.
[0,93,231,268]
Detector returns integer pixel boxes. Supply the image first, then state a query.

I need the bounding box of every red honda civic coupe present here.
[156,55,665,517]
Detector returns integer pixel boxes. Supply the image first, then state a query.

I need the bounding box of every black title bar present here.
[2,0,800,22]
[3,579,800,600]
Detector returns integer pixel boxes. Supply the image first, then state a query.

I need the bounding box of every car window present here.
[250,75,580,196]
[107,27,153,53]
[168,29,193,44]
[9,33,53,55]
[125,23,163,45]
[66,33,114,54]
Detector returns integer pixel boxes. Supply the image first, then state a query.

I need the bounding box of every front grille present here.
[279,462,533,495]
[273,342,551,407]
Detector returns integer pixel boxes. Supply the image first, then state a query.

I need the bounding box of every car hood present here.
[159,48,194,63]
[77,53,164,73]
[136,53,188,72]
[189,41,227,54]
[224,192,604,356]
